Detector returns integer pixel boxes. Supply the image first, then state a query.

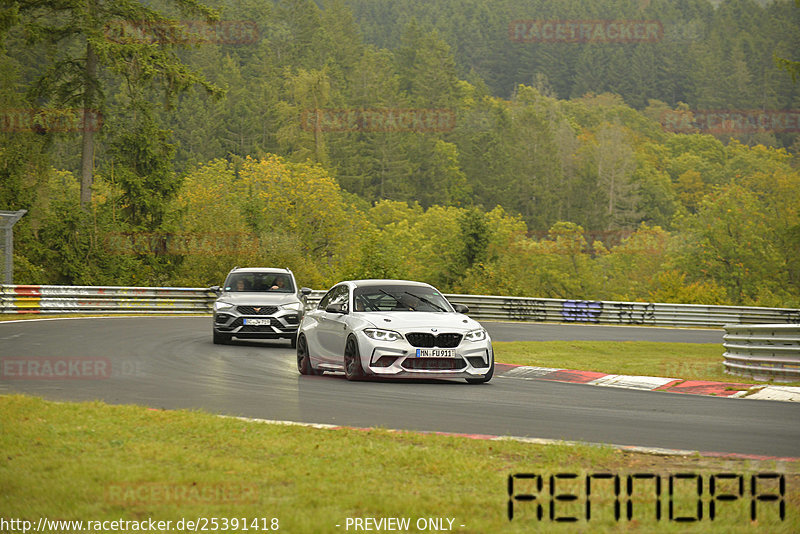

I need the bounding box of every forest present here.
[0,0,798,307]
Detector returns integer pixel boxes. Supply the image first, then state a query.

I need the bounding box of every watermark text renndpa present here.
[510,20,663,43]
[508,472,786,523]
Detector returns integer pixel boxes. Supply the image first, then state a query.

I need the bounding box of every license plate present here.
[243,318,271,326]
[416,348,456,358]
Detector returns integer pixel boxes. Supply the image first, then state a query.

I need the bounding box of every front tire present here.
[343,336,365,381]
[466,359,494,384]
[213,330,232,345]
[297,334,316,375]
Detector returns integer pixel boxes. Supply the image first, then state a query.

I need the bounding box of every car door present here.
[315,284,350,363]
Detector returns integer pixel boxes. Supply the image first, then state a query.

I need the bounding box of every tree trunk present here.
[80,41,97,208]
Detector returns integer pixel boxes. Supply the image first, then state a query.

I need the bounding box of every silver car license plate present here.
[416,348,456,358]
[243,318,271,326]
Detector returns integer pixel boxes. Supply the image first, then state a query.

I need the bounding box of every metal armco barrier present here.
[0,285,215,314]
[443,294,800,328]
[2,285,799,328]
[723,324,800,383]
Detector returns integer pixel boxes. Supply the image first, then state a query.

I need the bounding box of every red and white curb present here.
[497,364,800,402]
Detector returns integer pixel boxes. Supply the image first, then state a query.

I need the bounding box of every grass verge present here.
[1,394,797,533]
[493,341,800,387]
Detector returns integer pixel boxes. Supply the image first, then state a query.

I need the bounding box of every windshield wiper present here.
[376,289,414,311]
[403,291,447,312]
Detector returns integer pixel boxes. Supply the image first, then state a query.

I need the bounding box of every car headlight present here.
[279,302,304,312]
[214,301,234,311]
[363,328,403,342]
[465,329,487,342]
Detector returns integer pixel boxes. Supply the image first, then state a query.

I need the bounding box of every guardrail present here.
[2,284,799,329]
[443,294,800,328]
[723,324,800,383]
[0,285,215,314]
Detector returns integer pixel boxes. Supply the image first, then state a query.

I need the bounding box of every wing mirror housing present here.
[325,302,347,314]
[453,303,470,314]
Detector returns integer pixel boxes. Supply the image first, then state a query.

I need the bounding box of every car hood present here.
[217,292,300,306]
[359,312,482,332]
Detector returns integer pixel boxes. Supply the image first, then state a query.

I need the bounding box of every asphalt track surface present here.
[1,317,797,458]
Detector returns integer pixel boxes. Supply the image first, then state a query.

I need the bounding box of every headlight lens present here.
[363,328,402,342]
[465,329,487,342]
[214,301,234,311]
[279,302,304,312]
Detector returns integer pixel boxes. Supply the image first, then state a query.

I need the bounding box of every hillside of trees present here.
[1,0,798,307]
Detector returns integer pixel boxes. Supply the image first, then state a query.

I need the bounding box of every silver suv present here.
[211,267,312,346]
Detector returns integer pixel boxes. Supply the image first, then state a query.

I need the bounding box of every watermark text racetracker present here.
[103,19,259,45]
[0,517,279,533]
[660,109,800,134]
[1,357,146,380]
[1,108,102,133]
[105,482,258,506]
[300,108,456,133]
[509,20,663,43]
[102,232,244,256]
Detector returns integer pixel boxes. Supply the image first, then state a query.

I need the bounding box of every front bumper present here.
[213,309,301,339]
[357,335,493,379]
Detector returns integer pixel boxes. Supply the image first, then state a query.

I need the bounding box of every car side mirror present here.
[210,285,221,294]
[300,287,312,296]
[325,302,347,314]
[453,303,469,314]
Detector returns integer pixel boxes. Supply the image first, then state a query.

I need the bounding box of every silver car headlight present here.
[214,301,234,312]
[279,302,304,312]
[363,328,403,342]
[465,329,487,342]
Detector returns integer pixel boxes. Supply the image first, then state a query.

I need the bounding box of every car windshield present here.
[353,285,453,312]
[224,273,294,293]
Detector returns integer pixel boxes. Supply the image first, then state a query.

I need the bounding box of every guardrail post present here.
[0,210,27,284]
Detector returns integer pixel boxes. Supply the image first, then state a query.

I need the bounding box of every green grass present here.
[493,341,800,387]
[1,395,798,533]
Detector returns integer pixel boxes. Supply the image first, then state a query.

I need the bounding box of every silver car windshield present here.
[353,285,453,312]
[224,273,294,293]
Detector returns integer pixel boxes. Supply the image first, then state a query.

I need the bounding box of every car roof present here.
[228,267,292,274]
[344,279,434,288]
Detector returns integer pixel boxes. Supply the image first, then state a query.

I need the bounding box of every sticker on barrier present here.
[502,298,548,322]
[613,302,656,325]
[561,300,603,323]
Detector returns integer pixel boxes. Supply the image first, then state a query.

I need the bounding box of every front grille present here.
[402,358,466,371]
[239,325,276,332]
[237,305,278,315]
[405,332,463,348]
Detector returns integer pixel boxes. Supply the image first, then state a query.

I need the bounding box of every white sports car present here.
[296,280,494,383]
